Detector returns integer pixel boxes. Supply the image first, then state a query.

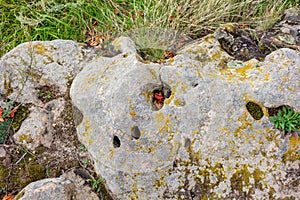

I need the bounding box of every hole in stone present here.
[152,89,164,110]
[113,136,121,148]
[267,105,287,117]
[173,160,178,168]
[192,83,199,88]
[152,86,172,111]
[131,126,141,140]
[184,138,191,148]
[246,101,264,120]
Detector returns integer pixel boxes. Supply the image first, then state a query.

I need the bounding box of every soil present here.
[0,82,113,199]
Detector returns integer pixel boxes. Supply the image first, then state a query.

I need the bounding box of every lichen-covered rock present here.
[0,40,98,149]
[0,40,85,104]
[14,169,99,200]
[70,35,300,199]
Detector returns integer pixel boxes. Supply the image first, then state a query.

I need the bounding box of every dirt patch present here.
[36,85,62,104]
[0,81,112,199]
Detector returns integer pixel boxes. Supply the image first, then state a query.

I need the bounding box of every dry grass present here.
[0,0,298,56]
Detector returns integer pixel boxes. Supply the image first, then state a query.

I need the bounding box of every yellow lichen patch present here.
[32,44,47,55]
[141,84,157,103]
[174,98,185,107]
[264,73,270,81]
[168,57,174,65]
[204,35,218,44]
[149,68,158,80]
[4,73,13,96]
[80,73,97,89]
[18,134,33,143]
[79,117,94,145]
[134,146,143,151]
[288,86,296,92]
[155,112,168,124]
[132,184,138,194]
[184,161,226,199]
[108,148,115,161]
[129,111,136,116]
[164,90,175,105]
[282,137,300,163]
[153,179,166,188]
[233,111,254,138]
[221,60,260,83]
[130,184,138,200]
[32,43,54,63]
[220,23,235,32]
[180,82,189,93]
[236,62,256,77]
[229,165,271,198]
[211,52,221,60]
[277,85,284,91]
[155,113,175,140]
[194,130,201,135]
[128,99,137,116]
[153,176,166,188]
[130,196,137,200]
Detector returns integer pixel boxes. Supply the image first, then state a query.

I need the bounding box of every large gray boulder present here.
[70,36,300,199]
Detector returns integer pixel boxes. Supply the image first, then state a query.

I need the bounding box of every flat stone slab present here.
[71,36,300,199]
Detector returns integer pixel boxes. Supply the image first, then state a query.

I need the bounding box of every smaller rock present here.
[14,177,74,200]
[15,169,100,200]
[13,98,65,150]
[13,106,49,150]
[0,146,6,158]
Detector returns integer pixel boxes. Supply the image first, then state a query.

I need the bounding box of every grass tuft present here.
[0,0,299,57]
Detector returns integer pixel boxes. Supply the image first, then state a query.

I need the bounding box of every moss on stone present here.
[13,162,46,188]
[283,137,300,163]
[11,105,30,131]
[0,165,9,188]
[246,101,264,120]
[18,134,33,143]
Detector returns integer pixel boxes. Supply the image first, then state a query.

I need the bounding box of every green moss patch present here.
[36,85,61,103]
[13,163,46,188]
[246,101,264,120]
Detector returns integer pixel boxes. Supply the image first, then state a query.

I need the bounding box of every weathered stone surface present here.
[15,169,99,200]
[0,146,6,158]
[0,40,98,149]
[13,98,65,149]
[70,35,300,199]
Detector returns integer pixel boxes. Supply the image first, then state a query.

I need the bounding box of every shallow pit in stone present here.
[246,101,264,120]
[152,86,172,111]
